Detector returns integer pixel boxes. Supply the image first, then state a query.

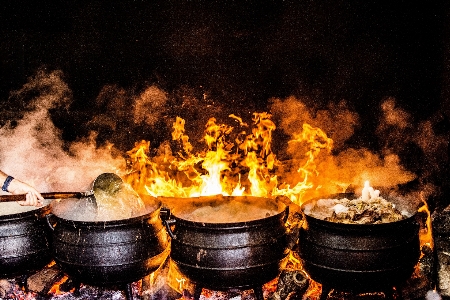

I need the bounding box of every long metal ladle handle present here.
[0,191,91,202]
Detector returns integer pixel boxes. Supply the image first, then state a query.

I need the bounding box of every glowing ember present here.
[2,278,142,300]
[48,275,70,295]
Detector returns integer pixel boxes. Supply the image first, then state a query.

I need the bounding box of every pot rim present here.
[51,201,162,227]
[0,203,51,221]
[163,195,289,228]
[171,205,289,229]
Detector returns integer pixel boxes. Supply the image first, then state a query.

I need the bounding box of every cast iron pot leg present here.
[320,285,330,300]
[19,274,28,292]
[193,285,202,300]
[253,286,264,300]
[72,280,81,297]
[384,286,402,300]
[124,283,134,300]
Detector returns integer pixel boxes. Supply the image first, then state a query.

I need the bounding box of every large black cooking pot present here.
[47,198,170,286]
[163,196,291,290]
[0,202,52,278]
[298,193,420,293]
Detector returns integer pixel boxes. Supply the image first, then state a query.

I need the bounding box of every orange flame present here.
[48,275,71,295]
[418,193,433,248]
[273,123,333,205]
[125,113,333,204]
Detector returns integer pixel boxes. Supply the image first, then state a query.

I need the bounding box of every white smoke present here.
[0,70,126,193]
[133,85,168,126]
[426,290,442,300]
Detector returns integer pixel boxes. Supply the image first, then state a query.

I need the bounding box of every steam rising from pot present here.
[0,71,126,193]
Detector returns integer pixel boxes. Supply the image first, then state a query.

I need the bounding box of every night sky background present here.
[1,1,450,207]
[1,2,447,114]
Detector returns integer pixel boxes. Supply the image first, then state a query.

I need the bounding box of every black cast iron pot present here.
[0,202,52,278]
[163,196,291,290]
[47,199,170,286]
[298,193,420,293]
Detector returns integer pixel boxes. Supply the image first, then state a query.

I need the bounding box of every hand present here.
[7,179,44,207]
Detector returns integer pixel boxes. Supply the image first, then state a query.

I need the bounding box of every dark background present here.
[1,1,447,115]
[1,1,450,207]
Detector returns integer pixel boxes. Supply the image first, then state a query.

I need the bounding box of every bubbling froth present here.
[51,184,157,221]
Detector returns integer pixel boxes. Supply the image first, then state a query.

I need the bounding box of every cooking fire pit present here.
[0,191,435,300]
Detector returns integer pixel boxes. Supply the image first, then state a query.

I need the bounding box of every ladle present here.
[0,173,124,205]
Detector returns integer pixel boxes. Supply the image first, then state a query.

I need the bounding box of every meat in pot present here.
[303,196,409,224]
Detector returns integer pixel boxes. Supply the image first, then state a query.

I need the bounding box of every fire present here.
[303,280,322,300]
[273,123,333,204]
[418,195,433,248]
[48,275,70,295]
[125,112,333,206]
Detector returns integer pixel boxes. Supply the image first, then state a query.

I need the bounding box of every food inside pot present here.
[303,182,411,224]
[163,195,284,223]
[303,197,408,224]
[52,183,156,221]
[182,200,279,223]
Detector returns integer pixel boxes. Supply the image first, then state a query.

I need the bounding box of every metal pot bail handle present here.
[159,207,170,221]
[163,218,177,240]
[45,213,57,231]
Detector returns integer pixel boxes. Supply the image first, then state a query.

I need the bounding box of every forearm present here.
[0,170,43,206]
[0,170,14,192]
[0,170,9,185]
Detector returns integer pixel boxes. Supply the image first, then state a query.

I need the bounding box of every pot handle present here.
[45,213,57,231]
[159,207,170,221]
[163,218,177,240]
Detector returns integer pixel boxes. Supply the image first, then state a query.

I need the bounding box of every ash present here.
[196,290,256,300]
[0,280,141,300]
